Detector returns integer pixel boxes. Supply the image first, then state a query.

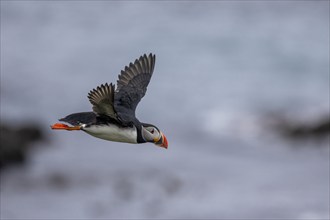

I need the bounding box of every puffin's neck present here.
[135,123,146,143]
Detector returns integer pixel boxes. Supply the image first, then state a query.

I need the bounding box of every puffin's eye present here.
[150,128,154,134]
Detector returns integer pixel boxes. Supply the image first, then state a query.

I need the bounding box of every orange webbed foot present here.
[51,123,81,131]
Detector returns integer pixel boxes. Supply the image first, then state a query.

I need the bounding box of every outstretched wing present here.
[114,53,156,123]
[87,83,117,119]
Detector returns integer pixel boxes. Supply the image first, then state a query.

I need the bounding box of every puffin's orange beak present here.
[156,132,168,149]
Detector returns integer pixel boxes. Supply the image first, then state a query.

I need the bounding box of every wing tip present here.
[115,53,156,91]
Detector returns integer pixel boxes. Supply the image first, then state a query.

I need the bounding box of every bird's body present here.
[51,53,168,149]
[84,123,138,143]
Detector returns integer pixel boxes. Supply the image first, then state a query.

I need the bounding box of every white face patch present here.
[142,126,161,142]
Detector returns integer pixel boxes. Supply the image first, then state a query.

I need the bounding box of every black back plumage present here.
[85,53,156,126]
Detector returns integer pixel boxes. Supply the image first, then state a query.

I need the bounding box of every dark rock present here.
[0,123,46,169]
[269,114,330,140]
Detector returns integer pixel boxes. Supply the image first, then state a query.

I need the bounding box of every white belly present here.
[82,124,138,144]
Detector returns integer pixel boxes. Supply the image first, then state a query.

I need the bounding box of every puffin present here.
[51,53,168,149]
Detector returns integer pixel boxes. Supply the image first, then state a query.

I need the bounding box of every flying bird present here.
[51,53,168,149]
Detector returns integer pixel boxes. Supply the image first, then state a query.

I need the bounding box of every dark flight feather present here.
[114,53,156,124]
[87,83,117,119]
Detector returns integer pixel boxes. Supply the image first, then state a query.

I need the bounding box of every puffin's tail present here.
[59,112,97,126]
[50,112,97,130]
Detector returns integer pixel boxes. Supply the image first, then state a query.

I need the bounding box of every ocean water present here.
[1,2,329,219]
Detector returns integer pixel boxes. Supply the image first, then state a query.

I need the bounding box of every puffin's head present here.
[141,124,168,149]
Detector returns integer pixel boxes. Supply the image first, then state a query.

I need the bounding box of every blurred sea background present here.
[1,1,329,219]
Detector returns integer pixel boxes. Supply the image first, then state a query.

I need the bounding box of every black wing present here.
[114,53,156,124]
[87,83,117,119]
